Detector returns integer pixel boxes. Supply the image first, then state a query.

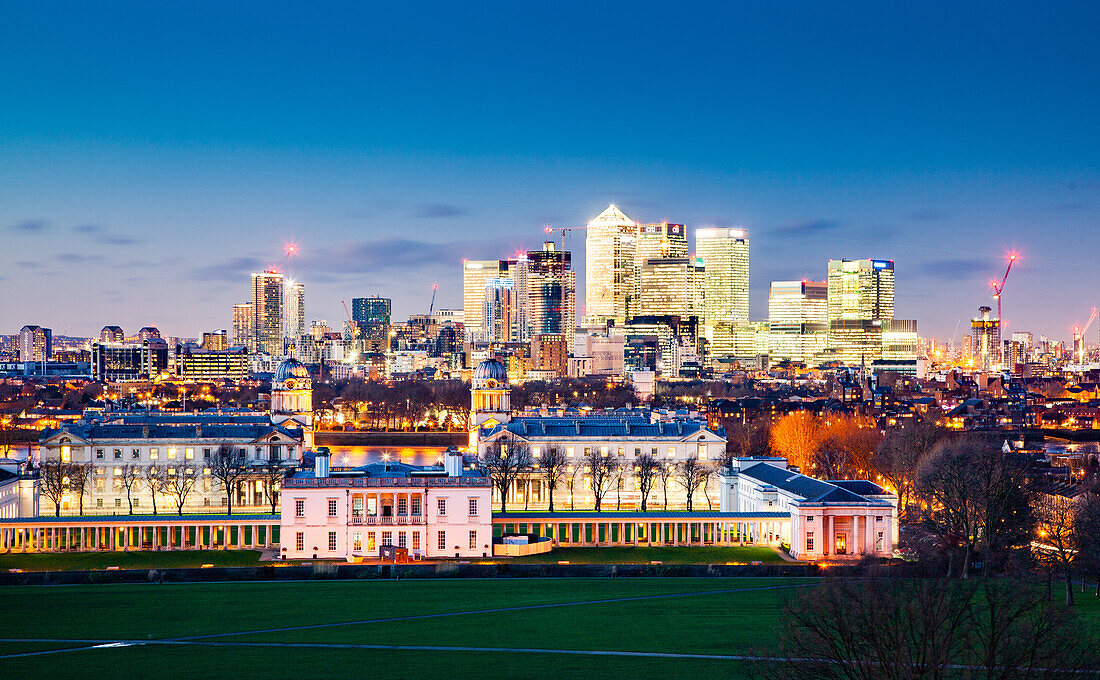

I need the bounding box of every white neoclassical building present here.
[718,457,898,559]
[281,448,493,560]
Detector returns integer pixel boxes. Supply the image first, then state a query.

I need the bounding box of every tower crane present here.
[544,225,588,253]
[988,252,1018,322]
[427,283,438,317]
[341,300,361,359]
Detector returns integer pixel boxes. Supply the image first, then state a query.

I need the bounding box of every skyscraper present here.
[463,259,502,340]
[527,242,576,352]
[971,305,1001,370]
[231,303,252,349]
[635,222,687,269]
[99,326,124,343]
[285,280,306,344]
[826,259,895,366]
[251,270,285,355]
[637,257,705,320]
[352,296,392,355]
[483,278,515,343]
[584,204,637,327]
[768,280,828,366]
[695,227,750,359]
[18,325,52,362]
[498,256,530,342]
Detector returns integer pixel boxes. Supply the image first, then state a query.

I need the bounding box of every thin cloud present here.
[98,235,141,245]
[72,224,105,233]
[297,237,508,276]
[56,253,106,264]
[190,256,265,282]
[16,261,42,269]
[7,219,50,232]
[916,258,990,279]
[772,219,839,236]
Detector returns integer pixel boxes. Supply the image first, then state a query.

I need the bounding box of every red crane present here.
[988,252,1019,322]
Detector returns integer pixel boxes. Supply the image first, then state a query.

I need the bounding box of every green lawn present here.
[3,578,1097,680]
[0,550,264,571]
[503,545,788,564]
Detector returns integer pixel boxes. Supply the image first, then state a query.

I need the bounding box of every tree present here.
[481,437,533,513]
[918,437,1034,577]
[765,577,1092,680]
[676,456,708,512]
[144,465,167,515]
[769,411,822,472]
[258,458,286,515]
[0,415,16,458]
[699,463,717,510]
[68,462,93,515]
[567,464,582,510]
[1033,491,1086,606]
[118,464,142,514]
[1074,491,1100,597]
[657,461,675,510]
[814,414,881,480]
[585,448,619,512]
[873,420,949,522]
[39,459,72,516]
[634,453,659,511]
[209,444,249,515]
[538,447,568,512]
[164,465,200,515]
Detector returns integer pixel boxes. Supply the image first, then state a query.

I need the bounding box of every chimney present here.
[314,447,330,478]
[444,447,463,477]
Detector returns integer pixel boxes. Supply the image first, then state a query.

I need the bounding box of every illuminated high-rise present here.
[826,258,895,366]
[352,296,392,355]
[232,303,253,349]
[971,305,1001,370]
[483,278,515,343]
[251,270,284,355]
[584,204,637,327]
[18,325,52,362]
[637,256,705,321]
[635,222,687,269]
[768,280,828,366]
[527,242,576,352]
[499,256,530,342]
[285,281,306,344]
[463,259,502,340]
[695,227,749,359]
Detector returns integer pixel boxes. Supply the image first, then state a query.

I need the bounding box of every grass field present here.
[2,577,1098,679]
[504,546,786,564]
[0,550,265,571]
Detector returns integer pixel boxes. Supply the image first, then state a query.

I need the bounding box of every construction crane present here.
[988,252,1019,322]
[427,283,438,317]
[1073,307,1098,364]
[341,300,361,359]
[544,225,588,253]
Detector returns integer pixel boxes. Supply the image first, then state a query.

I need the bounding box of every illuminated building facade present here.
[768,280,828,366]
[881,319,918,362]
[352,296,392,355]
[527,242,575,352]
[826,259,895,366]
[174,344,247,380]
[285,281,306,345]
[232,303,252,349]
[91,340,169,382]
[531,333,568,377]
[137,326,161,342]
[18,325,52,362]
[462,260,502,341]
[483,278,516,343]
[251,270,285,355]
[584,204,637,327]
[971,305,1001,370]
[696,228,749,360]
[99,325,125,344]
[637,256,705,321]
[635,222,687,269]
[201,331,228,351]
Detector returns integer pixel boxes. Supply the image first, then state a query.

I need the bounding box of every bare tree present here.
[209,444,249,515]
[39,459,72,516]
[1033,492,1083,606]
[0,415,16,458]
[538,447,568,512]
[676,456,707,512]
[765,577,1093,680]
[1075,491,1100,597]
[873,420,948,522]
[143,465,167,515]
[567,463,582,510]
[634,453,659,512]
[657,461,675,510]
[258,459,286,515]
[118,464,142,514]
[68,462,94,515]
[585,448,619,512]
[164,465,200,515]
[699,463,716,510]
[481,437,533,513]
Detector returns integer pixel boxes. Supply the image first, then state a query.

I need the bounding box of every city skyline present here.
[2,3,1099,341]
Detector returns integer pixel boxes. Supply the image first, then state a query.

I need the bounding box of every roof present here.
[588,204,635,228]
[41,420,302,443]
[484,417,719,441]
[735,463,890,505]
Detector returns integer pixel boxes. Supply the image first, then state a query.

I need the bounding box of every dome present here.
[273,358,310,385]
[472,358,508,386]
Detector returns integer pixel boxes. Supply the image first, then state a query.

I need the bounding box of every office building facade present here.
[352,296,392,355]
[285,281,306,345]
[696,228,750,360]
[826,259,895,366]
[768,280,828,366]
[584,205,637,327]
[251,271,285,355]
[18,325,52,362]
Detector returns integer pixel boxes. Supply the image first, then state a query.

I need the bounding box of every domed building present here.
[469,358,511,448]
[271,358,314,446]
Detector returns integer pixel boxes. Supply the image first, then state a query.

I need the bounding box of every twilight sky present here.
[1,2,1098,342]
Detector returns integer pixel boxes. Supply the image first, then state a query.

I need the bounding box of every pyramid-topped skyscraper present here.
[584,204,638,327]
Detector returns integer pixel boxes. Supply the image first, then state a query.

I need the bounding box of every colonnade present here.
[494,512,790,548]
[0,515,280,553]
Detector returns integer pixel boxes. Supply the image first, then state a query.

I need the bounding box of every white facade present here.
[0,460,38,518]
[280,456,493,560]
[718,457,897,560]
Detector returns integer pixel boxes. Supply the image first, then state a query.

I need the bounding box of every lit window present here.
[398,532,407,548]
[668,446,675,458]
[150,449,158,460]
[168,449,176,460]
[412,532,421,550]
[328,531,337,552]
[437,530,446,551]
[567,447,574,458]
[60,446,71,463]
[295,532,304,551]
[806,532,815,552]
[113,449,122,460]
[600,446,608,457]
[469,530,478,550]
[353,532,362,551]
[533,447,540,458]
[698,444,707,459]
[367,532,376,551]
[295,499,305,517]
[437,498,446,516]
[468,497,478,516]
[185,448,194,460]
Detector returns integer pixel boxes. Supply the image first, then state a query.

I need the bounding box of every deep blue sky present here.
[2,1,1098,342]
